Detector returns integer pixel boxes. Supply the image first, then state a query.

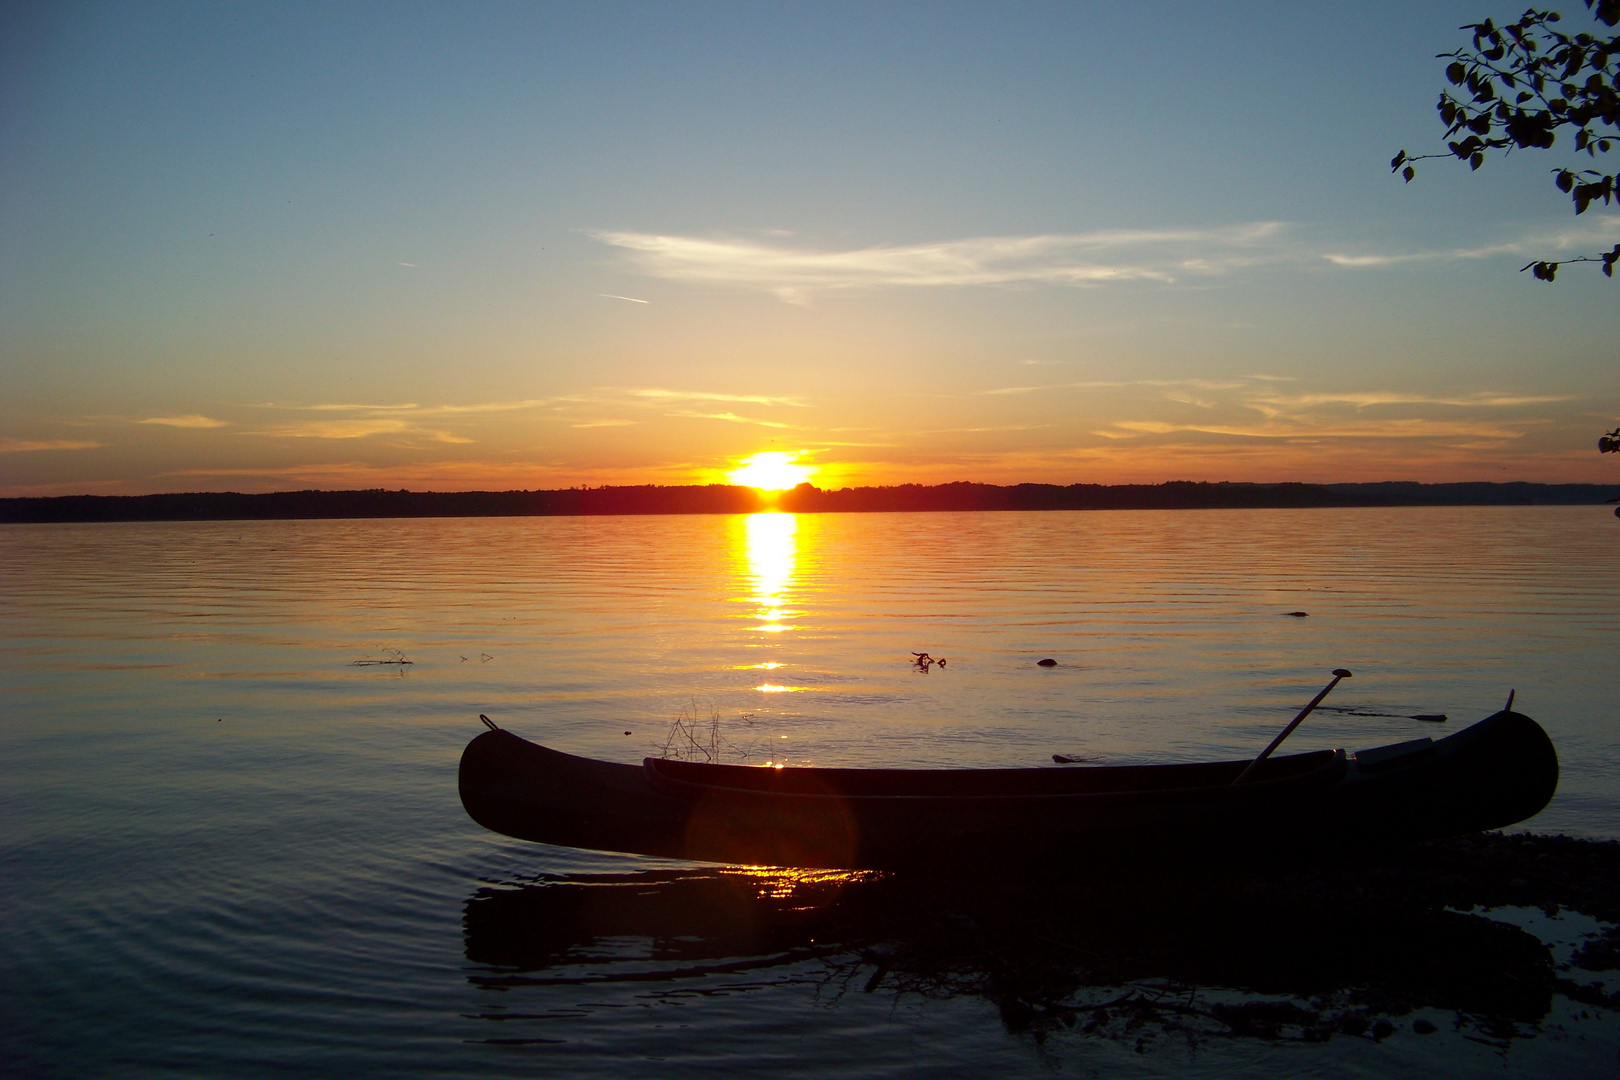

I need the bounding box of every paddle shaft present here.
[1232,669,1351,786]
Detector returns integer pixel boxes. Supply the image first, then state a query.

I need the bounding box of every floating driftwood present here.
[1319,704,1448,723]
[351,648,412,667]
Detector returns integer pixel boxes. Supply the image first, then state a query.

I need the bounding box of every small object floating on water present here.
[1037,658,1057,667]
[624,731,632,736]
[1052,754,1091,764]
[911,652,946,671]
[1410,714,1448,723]
[1285,611,1309,618]
[352,648,413,667]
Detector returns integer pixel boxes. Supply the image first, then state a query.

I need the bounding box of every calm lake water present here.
[2,507,1617,1077]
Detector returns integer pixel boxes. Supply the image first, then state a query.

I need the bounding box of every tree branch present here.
[1394,1,1619,280]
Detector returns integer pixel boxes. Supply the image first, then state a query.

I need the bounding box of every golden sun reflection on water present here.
[722,867,880,899]
[742,512,798,634]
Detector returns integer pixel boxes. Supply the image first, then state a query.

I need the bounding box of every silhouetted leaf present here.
[1402,2,1618,285]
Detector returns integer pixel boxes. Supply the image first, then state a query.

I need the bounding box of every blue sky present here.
[2,1,1617,494]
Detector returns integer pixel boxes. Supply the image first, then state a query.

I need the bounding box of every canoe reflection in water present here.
[464,834,1620,1050]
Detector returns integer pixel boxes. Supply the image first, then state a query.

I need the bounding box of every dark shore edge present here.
[4,480,1618,524]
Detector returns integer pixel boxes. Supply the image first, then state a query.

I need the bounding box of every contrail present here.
[598,293,650,304]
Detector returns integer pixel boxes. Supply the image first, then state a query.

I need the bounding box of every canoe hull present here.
[458,711,1557,870]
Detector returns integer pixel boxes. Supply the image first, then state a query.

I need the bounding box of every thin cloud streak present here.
[982,378,1252,397]
[1248,391,1572,411]
[261,400,555,416]
[0,438,102,453]
[625,388,808,407]
[668,411,792,428]
[593,224,1288,299]
[241,419,415,440]
[1084,376,1577,447]
[231,399,563,443]
[1110,418,1528,441]
[1324,215,1620,268]
[595,217,1620,293]
[138,415,227,428]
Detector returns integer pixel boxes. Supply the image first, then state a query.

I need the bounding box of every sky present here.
[2,0,1618,496]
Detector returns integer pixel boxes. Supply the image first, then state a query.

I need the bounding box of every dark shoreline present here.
[3,480,1616,524]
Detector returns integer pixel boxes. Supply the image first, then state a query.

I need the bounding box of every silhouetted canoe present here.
[458,710,1557,870]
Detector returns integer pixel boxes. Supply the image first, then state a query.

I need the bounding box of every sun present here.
[726,451,815,491]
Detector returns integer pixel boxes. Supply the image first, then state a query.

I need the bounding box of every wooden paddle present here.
[1232,669,1352,786]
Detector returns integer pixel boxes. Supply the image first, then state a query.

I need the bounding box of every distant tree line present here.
[3,481,1616,524]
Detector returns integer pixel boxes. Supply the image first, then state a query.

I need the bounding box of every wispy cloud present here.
[250,422,472,444]
[596,218,1620,296]
[669,411,791,428]
[246,418,416,440]
[138,415,227,428]
[0,438,101,453]
[1245,391,1571,414]
[261,399,554,416]
[1090,377,1576,447]
[234,398,563,443]
[592,224,1288,301]
[1324,215,1620,268]
[597,293,650,304]
[233,391,809,444]
[420,399,557,416]
[1109,418,1526,440]
[982,378,1250,397]
[625,388,808,407]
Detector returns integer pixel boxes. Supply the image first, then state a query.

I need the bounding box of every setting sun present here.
[725,452,815,491]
